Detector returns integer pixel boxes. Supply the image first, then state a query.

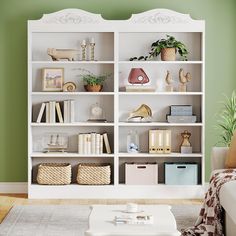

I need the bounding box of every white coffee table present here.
[85,205,180,236]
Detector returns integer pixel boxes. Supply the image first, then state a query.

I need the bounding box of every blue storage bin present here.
[165,163,198,185]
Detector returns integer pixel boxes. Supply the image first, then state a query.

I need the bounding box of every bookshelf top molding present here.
[30,8,204,26]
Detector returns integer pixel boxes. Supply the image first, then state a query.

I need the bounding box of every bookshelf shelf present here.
[118,152,202,158]
[119,61,203,64]
[118,92,203,96]
[31,61,115,64]
[28,8,205,199]
[30,152,114,157]
[118,122,203,127]
[32,92,115,96]
[31,122,114,127]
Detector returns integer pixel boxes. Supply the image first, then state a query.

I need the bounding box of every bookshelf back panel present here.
[119,32,202,61]
[119,156,202,184]
[31,32,114,61]
[119,64,202,92]
[31,157,114,184]
[31,126,114,153]
[119,126,202,153]
[31,63,114,92]
[32,95,114,122]
[119,95,202,122]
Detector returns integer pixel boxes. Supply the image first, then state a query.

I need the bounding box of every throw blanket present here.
[182,169,236,236]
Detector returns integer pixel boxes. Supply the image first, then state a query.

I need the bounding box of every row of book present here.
[36,100,75,123]
[78,132,111,154]
[149,130,171,154]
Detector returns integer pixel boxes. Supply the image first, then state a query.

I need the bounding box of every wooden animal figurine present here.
[165,70,173,92]
[128,104,152,122]
[178,68,191,92]
[47,48,79,61]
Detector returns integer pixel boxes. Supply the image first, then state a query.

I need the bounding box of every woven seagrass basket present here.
[37,163,71,185]
[161,48,176,61]
[77,163,111,185]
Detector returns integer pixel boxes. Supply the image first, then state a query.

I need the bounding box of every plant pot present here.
[84,85,103,92]
[161,48,176,61]
[211,147,229,171]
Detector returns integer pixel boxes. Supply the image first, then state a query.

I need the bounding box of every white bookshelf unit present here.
[28,9,205,199]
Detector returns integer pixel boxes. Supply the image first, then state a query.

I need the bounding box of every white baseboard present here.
[0,182,28,194]
[0,182,209,196]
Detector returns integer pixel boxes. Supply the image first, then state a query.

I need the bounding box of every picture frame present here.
[42,68,64,91]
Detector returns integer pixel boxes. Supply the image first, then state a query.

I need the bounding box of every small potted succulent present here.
[79,69,110,92]
[130,35,188,61]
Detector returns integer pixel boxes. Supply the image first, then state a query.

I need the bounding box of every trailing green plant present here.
[215,91,236,146]
[78,68,110,86]
[129,35,188,61]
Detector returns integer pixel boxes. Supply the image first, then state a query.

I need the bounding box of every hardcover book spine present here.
[78,134,84,154]
[70,100,75,123]
[103,133,111,154]
[83,134,87,154]
[46,102,50,123]
[91,132,96,154]
[36,102,46,123]
[100,134,103,154]
[56,102,64,123]
[63,101,68,123]
[95,133,100,155]
[87,133,91,154]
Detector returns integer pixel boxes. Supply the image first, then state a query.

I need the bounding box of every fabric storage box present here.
[37,163,71,185]
[77,163,111,185]
[125,163,158,185]
[165,163,198,185]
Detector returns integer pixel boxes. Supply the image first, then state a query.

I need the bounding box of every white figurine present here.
[178,68,191,92]
[165,70,173,92]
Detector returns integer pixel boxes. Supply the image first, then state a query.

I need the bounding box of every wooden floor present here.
[0,194,202,223]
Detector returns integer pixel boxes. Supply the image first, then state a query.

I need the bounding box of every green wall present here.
[0,0,235,182]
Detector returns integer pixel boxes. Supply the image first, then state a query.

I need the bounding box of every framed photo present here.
[42,68,64,91]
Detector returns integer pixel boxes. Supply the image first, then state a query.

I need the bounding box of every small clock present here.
[88,103,106,122]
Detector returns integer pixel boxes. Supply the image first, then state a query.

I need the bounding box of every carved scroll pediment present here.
[130,9,194,24]
[40,9,104,24]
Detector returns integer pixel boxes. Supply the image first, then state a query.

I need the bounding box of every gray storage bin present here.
[165,163,198,185]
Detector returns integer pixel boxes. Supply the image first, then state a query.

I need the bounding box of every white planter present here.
[211,146,229,171]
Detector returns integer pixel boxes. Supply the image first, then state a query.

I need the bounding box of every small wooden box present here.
[125,163,158,185]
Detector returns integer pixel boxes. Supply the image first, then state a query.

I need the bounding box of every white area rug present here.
[0,204,201,236]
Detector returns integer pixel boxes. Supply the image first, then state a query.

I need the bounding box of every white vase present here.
[211,146,229,171]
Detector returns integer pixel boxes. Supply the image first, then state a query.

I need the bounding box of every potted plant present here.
[130,35,188,61]
[79,69,110,92]
[211,91,236,169]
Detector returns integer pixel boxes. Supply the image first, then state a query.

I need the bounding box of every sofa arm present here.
[211,147,229,171]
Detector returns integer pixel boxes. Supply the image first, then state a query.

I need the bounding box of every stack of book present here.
[78,132,111,154]
[114,215,153,225]
[166,105,196,123]
[36,100,75,123]
[149,129,171,154]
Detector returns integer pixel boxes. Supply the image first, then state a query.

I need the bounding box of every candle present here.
[81,39,86,46]
[90,37,95,44]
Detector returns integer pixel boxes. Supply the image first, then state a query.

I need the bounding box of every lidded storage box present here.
[165,163,198,185]
[37,163,71,185]
[77,163,111,185]
[125,163,158,185]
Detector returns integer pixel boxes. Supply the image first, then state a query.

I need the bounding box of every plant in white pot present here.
[211,91,236,170]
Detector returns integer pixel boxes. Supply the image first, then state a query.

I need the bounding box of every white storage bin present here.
[165,163,198,185]
[125,163,158,185]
